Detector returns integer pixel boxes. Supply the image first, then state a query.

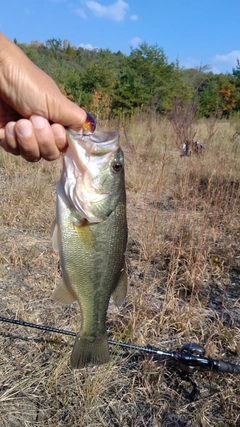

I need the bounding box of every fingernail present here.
[17,122,33,138]
[52,124,65,138]
[6,123,15,137]
[31,115,46,129]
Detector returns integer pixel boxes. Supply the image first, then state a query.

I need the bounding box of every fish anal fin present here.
[51,219,60,253]
[70,333,110,369]
[112,269,128,307]
[52,279,77,305]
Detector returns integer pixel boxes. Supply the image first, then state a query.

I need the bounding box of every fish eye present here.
[112,160,123,173]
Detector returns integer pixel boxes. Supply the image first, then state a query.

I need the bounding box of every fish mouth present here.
[68,129,120,154]
[66,129,120,177]
[62,129,120,222]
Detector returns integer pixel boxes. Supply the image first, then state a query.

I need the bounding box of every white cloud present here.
[85,0,129,21]
[129,37,141,48]
[210,50,240,73]
[177,51,240,74]
[213,50,240,69]
[130,14,138,21]
[214,50,240,64]
[79,43,99,50]
[75,8,87,18]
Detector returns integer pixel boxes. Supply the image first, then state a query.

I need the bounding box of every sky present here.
[1,0,240,74]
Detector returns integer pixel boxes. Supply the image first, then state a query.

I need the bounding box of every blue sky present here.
[1,0,240,74]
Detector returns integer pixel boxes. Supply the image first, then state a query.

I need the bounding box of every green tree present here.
[198,73,221,117]
[16,36,240,119]
[46,38,62,50]
[112,42,174,114]
[80,49,118,95]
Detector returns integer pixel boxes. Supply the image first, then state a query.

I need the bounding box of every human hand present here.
[0,33,87,162]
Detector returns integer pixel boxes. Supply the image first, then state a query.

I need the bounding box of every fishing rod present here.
[1,315,240,375]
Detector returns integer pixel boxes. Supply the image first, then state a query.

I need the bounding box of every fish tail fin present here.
[70,333,110,369]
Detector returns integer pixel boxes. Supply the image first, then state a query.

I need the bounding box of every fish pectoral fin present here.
[112,268,128,307]
[52,279,77,304]
[51,218,60,253]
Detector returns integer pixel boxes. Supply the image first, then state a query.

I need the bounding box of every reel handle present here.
[212,359,240,374]
[176,343,240,374]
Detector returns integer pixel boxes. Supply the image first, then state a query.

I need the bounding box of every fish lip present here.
[67,129,120,155]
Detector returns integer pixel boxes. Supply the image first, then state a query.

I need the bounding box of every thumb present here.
[49,95,87,131]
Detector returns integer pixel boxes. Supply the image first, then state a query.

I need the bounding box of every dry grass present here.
[0,115,240,426]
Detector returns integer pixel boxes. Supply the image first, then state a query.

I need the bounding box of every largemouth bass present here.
[51,129,128,368]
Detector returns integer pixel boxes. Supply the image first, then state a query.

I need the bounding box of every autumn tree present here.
[219,80,236,116]
[232,59,240,112]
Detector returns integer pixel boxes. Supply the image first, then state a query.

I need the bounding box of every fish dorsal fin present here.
[51,219,60,253]
[112,268,128,307]
[52,279,77,305]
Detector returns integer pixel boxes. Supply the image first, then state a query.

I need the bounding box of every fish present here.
[51,128,128,368]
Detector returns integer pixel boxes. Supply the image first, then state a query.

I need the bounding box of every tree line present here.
[16,38,240,121]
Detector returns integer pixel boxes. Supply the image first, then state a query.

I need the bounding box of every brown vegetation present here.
[0,115,239,426]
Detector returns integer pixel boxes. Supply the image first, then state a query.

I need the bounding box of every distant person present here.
[0,32,87,162]
[193,141,203,154]
[182,140,190,156]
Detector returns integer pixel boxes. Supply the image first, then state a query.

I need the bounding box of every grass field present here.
[0,115,239,426]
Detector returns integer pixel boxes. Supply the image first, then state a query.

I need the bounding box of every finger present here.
[50,97,87,131]
[1,122,20,155]
[30,115,60,161]
[51,123,68,152]
[15,119,40,162]
[0,128,5,140]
